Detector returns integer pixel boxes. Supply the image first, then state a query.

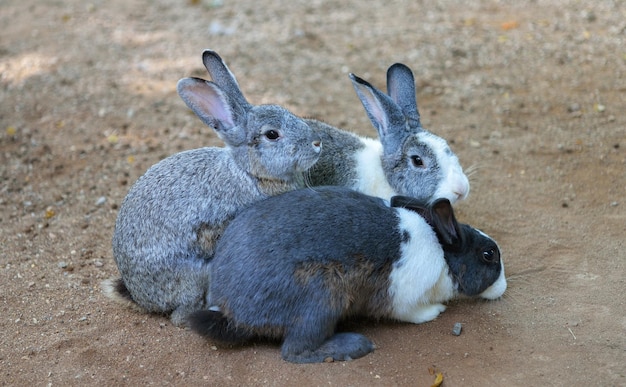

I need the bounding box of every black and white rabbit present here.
[200,51,470,203]
[189,186,507,363]
[106,51,322,326]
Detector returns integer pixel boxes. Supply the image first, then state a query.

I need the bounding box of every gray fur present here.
[189,186,506,363]
[303,119,364,187]
[108,50,322,326]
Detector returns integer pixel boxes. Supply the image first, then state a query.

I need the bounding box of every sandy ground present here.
[1,0,625,385]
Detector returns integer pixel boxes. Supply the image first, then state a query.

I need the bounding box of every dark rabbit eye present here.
[264,130,280,140]
[482,248,499,263]
[410,155,424,167]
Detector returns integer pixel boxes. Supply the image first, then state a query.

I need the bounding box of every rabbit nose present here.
[454,181,470,200]
[312,140,322,152]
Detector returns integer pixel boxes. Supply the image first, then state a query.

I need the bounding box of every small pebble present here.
[95,196,107,206]
[567,103,580,113]
[452,322,463,336]
[610,201,618,207]
[58,261,68,269]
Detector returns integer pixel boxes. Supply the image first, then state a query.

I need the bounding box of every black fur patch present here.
[188,310,253,344]
[114,278,134,302]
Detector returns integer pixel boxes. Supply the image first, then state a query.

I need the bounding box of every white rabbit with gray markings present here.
[189,186,506,363]
[105,51,322,326]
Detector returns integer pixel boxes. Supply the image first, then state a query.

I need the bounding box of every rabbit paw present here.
[282,332,375,363]
[396,303,447,324]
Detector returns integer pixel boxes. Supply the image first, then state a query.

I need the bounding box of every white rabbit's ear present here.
[201,50,249,110]
[386,63,422,130]
[349,73,408,152]
[177,77,247,146]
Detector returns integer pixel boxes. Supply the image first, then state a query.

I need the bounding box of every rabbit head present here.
[390,196,506,300]
[350,64,470,204]
[177,50,322,183]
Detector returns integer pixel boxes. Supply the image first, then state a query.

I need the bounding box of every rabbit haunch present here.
[190,186,506,363]
[106,50,321,326]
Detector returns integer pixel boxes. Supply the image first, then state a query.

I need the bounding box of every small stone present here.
[58,261,68,269]
[452,322,463,336]
[567,103,580,113]
[93,260,104,267]
[95,196,107,206]
[610,201,618,207]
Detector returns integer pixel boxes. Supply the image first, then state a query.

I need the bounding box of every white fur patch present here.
[353,137,397,200]
[388,208,457,324]
[480,261,507,299]
[419,132,470,203]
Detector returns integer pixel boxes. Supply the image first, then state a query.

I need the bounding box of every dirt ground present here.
[1,0,625,385]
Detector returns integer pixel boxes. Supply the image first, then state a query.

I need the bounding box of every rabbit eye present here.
[410,155,424,167]
[264,130,280,140]
[482,248,499,263]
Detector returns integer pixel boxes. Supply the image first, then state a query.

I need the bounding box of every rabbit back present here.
[198,186,408,361]
[208,186,404,326]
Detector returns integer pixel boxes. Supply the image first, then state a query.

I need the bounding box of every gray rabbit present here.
[201,54,470,203]
[189,186,506,363]
[106,51,322,326]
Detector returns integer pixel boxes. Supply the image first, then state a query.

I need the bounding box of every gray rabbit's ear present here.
[386,63,422,130]
[177,77,247,146]
[349,73,408,152]
[201,50,249,110]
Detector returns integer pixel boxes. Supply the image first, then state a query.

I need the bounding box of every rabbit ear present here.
[386,63,422,130]
[391,196,460,246]
[201,50,249,110]
[427,199,461,246]
[349,73,408,152]
[390,195,428,213]
[177,77,247,146]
